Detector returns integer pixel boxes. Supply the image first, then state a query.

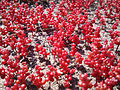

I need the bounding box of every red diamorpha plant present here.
[78,73,92,90]
[0,0,120,90]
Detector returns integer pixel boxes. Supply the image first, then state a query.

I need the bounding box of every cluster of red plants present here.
[0,0,120,90]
